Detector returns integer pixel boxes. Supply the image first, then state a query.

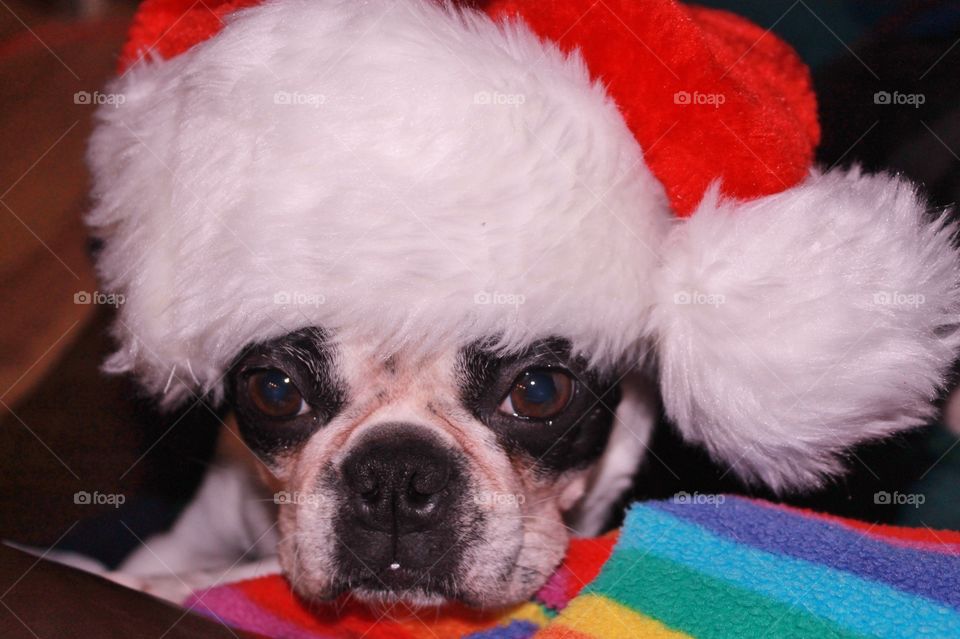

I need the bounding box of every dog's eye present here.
[245,369,308,419]
[498,368,574,420]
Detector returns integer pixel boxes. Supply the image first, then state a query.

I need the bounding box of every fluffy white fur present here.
[86,0,669,404]
[88,0,960,492]
[653,168,960,489]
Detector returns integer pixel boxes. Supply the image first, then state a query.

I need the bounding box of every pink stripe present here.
[185,586,334,639]
[536,566,572,610]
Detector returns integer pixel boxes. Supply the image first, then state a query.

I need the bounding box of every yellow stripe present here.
[548,594,692,639]
[506,601,552,627]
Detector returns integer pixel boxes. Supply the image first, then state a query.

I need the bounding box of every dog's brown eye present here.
[246,369,307,419]
[499,368,574,420]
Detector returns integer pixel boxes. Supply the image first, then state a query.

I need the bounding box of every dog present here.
[115,331,655,606]
[87,0,960,609]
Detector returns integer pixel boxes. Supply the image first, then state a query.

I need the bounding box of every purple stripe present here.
[184,586,334,639]
[463,620,539,639]
[651,497,960,609]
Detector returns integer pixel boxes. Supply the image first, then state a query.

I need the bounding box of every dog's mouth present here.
[329,564,461,605]
[280,422,571,608]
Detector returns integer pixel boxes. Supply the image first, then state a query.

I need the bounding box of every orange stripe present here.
[538,595,693,639]
[535,625,595,639]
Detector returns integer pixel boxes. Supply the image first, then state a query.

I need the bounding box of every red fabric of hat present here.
[119,0,819,217]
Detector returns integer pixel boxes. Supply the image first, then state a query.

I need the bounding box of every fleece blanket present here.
[184,496,960,638]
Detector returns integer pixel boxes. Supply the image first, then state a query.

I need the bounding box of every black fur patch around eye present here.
[457,339,505,416]
[456,338,621,474]
[227,327,347,462]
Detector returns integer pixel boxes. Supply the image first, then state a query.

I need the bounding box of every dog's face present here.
[226,328,621,607]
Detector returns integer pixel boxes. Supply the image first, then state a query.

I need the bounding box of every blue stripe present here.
[463,619,539,639]
[651,496,960,609]
[620,504,960,638]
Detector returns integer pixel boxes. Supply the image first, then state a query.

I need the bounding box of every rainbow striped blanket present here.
[184,496,960,638]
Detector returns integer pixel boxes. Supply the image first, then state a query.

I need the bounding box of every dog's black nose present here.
[342,427,457,533]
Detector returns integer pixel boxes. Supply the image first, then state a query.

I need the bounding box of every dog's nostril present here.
[410,466,448,496]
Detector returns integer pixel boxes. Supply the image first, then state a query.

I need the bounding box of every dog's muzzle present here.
[334,424,467,592]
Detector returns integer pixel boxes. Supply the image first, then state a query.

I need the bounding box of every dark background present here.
[1,0,959,569]
[628,0,960,531]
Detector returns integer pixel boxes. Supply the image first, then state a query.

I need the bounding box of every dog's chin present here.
[291,571,540,610]
[339,583,532,610]
[351,587,451,609]
[341,565,461,607]
[288,569,460,608]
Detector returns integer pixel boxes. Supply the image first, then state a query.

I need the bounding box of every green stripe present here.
[587,550,869,639]
[539,602,558,619]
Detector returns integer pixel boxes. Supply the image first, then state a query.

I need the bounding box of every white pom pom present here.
[652,168,960,490]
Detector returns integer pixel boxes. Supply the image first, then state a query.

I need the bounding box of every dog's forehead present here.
[335,338,461,386]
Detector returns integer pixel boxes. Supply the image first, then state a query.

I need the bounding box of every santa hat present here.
[88,0,960,489]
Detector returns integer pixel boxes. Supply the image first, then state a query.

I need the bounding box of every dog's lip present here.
[335,566,459,600]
